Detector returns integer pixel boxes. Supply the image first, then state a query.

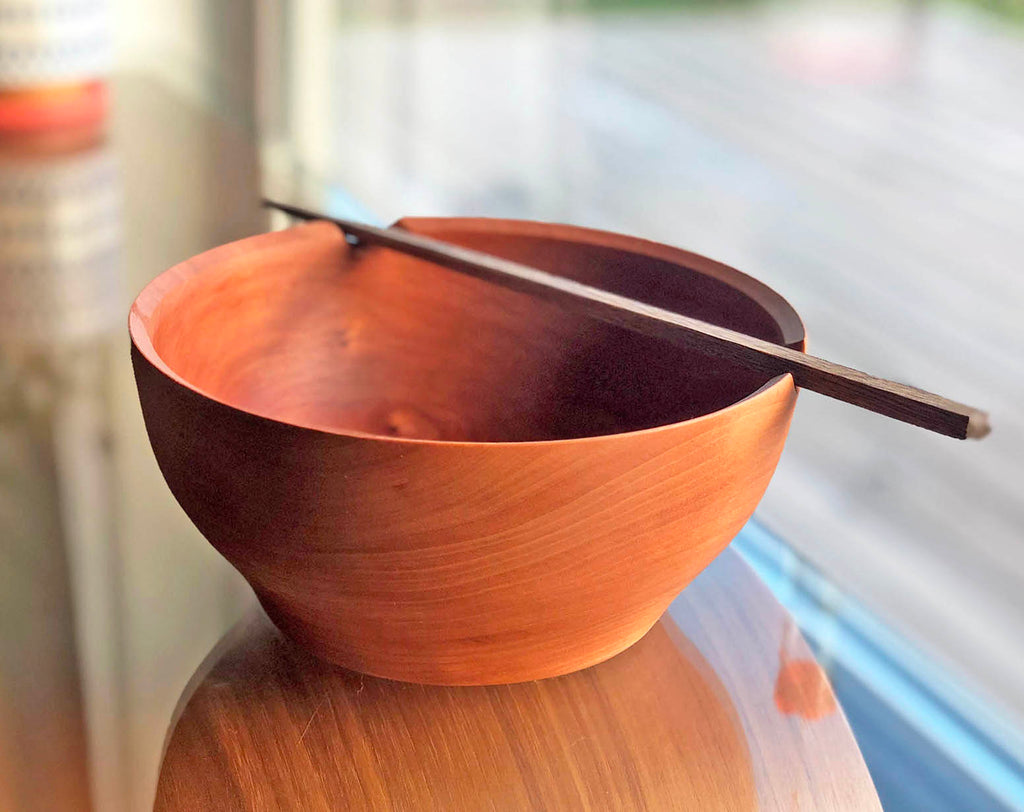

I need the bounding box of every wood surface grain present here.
[130,218,801,684]
[154,549,881,811]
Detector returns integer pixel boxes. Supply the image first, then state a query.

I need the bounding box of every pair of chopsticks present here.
[264,199,989,441]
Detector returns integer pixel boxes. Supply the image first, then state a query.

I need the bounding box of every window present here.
[264,0,1024,756]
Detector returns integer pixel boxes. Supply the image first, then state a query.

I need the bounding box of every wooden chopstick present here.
[264,199,990,440]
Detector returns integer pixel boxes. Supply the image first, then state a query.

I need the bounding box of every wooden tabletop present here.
[154,548,880,810]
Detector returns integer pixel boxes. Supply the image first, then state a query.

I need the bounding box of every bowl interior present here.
[144,222,801,442]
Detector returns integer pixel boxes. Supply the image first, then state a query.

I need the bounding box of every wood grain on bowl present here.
[130,218,804,684]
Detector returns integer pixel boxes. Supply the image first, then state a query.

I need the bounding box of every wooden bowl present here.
[130,218,805,685]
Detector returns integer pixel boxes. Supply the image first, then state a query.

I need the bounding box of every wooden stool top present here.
[155,550,879,810]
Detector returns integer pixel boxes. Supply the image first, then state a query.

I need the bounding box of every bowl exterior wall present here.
[132,343,796,684]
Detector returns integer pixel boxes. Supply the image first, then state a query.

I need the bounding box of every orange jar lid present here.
[0,80,107,133]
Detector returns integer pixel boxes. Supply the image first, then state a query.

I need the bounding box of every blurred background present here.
[1,0,1022,809]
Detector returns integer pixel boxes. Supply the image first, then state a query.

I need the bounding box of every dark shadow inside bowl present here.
[148,225,801,443]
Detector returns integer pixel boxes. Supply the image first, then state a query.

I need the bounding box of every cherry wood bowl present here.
[129,218,805,685]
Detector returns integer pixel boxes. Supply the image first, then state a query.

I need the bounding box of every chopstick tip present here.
[261,197,311,219]
[965,411,991,440]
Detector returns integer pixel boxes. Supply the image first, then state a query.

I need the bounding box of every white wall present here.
[110,0,256,128]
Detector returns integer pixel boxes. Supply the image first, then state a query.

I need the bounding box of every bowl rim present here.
[129,217,805,448]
